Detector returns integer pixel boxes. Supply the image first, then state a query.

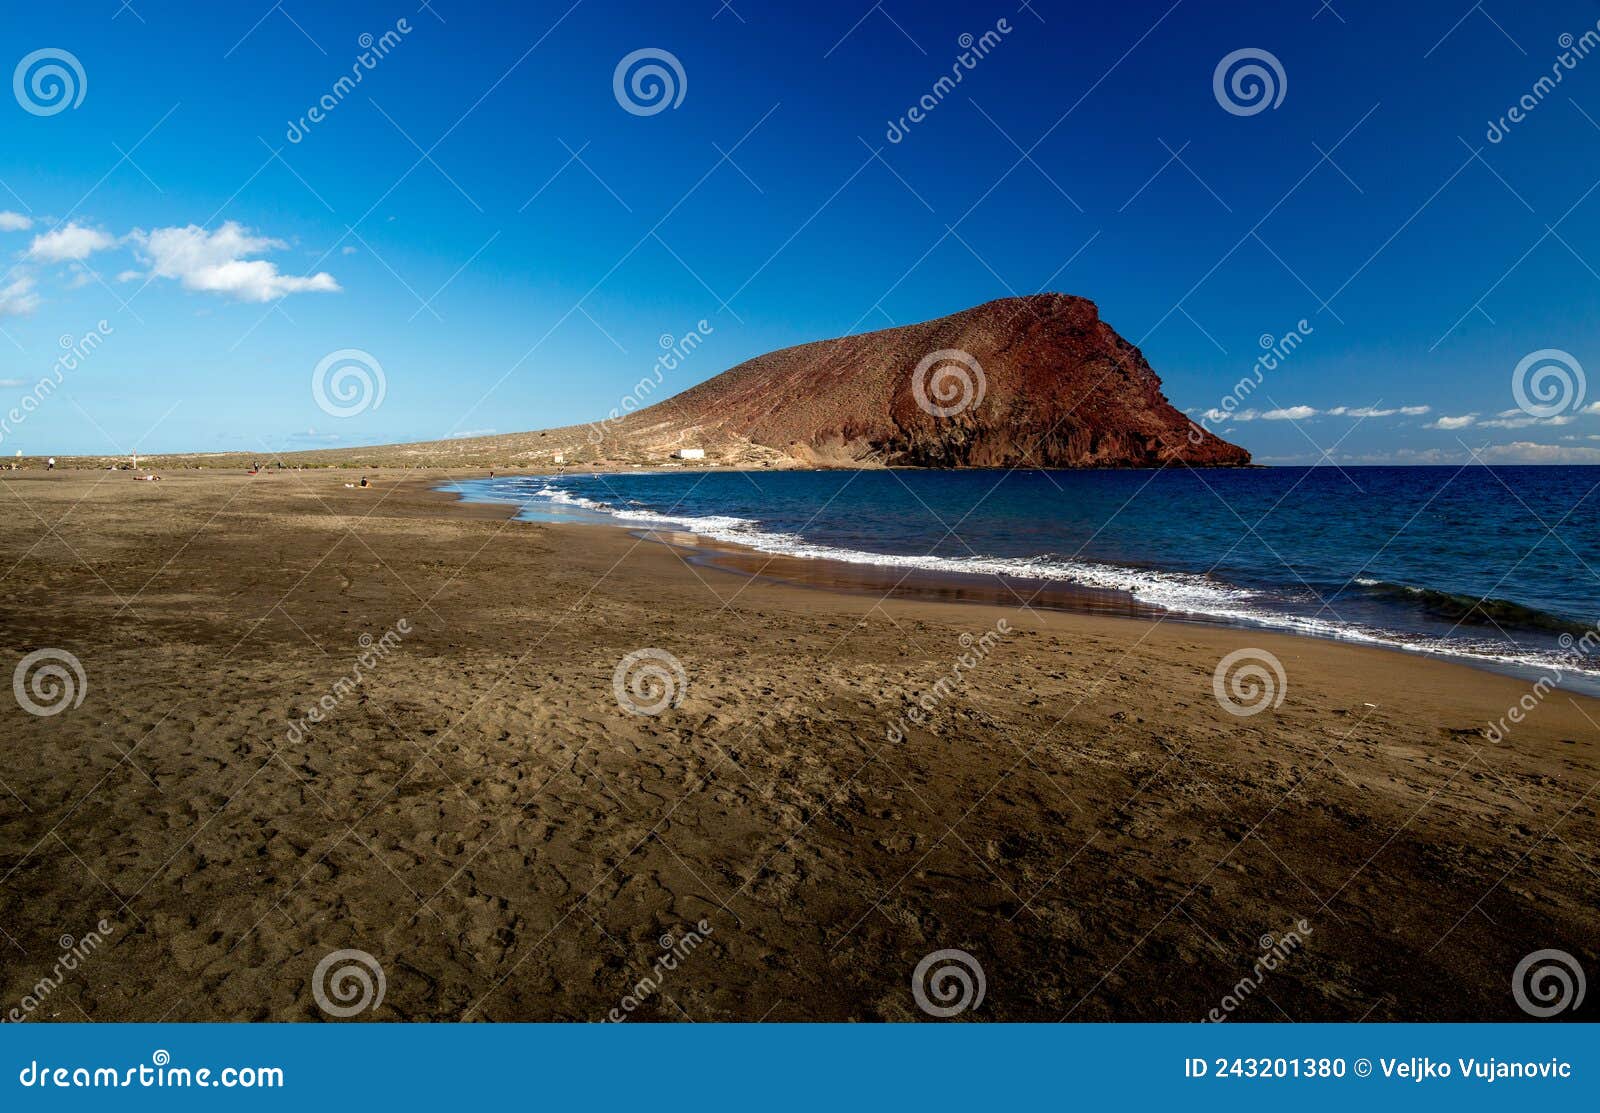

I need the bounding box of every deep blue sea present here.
[449,467,1600,688]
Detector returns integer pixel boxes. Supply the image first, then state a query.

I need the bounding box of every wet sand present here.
[0,468,1595,1021]
[656,530,1173,620]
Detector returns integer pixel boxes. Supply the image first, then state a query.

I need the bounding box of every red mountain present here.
[250,294,1249,471]
[631,293,1249,468]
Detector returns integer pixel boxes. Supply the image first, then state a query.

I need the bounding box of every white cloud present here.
[1240,403,1431,423]
[1326,404,1432,418]
[130,221,340,302]
[0,211,33,232]
[1480,413,1577,429]
[1428,414,1477,430]
[0,275,39,317]
[115,270,142,283]
[1346,448,1463,465]
[0,377,26,388]
[1266,439,1600,465]
[1478,441,1600,464]
[27,222,115,262]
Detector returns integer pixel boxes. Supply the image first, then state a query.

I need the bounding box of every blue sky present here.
[4,0,1600,462]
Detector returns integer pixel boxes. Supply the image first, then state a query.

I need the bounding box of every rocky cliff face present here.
[630,293,1249,468]
[254,294,1250,471]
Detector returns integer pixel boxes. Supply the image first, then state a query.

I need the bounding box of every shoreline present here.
[435,473,1600,699]
[3,467,1595,1021]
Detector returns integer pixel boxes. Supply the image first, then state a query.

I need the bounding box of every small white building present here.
[552,452,565,465]
[672,448,706,461]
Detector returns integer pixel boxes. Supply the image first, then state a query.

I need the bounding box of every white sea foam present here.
[533,484,759,535]
[484,481,1600,684]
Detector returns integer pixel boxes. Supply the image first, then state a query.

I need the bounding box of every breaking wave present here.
[455,478,1600,684]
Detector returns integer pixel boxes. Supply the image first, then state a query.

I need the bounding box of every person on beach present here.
[47,457,55,471]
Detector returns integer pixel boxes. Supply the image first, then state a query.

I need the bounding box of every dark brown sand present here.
[0,469,1595,1021]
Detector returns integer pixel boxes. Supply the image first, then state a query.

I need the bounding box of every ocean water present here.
[448,466,1600,690]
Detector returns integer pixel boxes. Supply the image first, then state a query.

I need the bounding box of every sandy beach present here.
[0,468,1595,1021]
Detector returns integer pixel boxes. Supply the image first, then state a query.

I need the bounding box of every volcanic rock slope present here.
[620,293,1250,468]
[160,294,1248,471]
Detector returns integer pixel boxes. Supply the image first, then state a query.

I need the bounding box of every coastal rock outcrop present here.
[636,293,1249,468]
[254,293,1250,471]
